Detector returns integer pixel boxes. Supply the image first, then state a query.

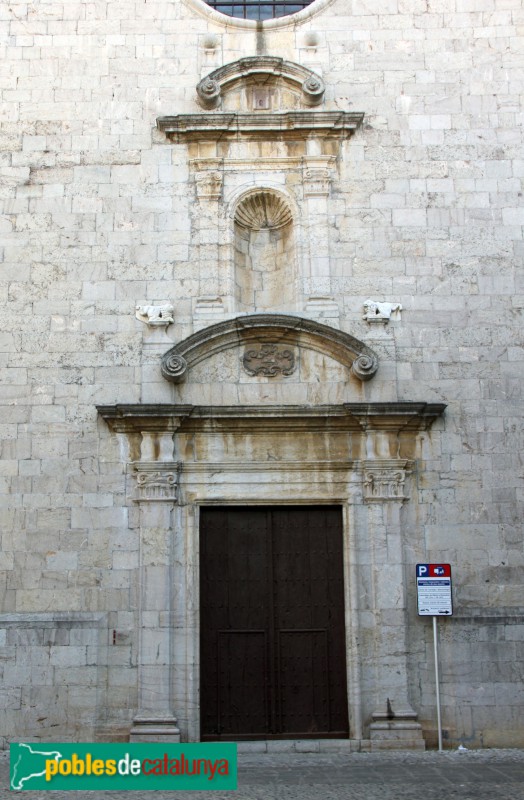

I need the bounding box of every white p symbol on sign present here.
[418,565,428,576]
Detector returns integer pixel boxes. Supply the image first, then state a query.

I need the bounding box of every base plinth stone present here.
[369,707,426,751]
[129,715,181,743]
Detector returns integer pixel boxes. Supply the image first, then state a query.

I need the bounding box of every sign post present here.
[416,564,453,752]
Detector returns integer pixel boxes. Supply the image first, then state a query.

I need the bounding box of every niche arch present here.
[231,187,298,314]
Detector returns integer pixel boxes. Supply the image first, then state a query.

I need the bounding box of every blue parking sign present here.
[416,564,453,616]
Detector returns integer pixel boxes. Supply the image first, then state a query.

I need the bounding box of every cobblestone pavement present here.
[1,748,524,800]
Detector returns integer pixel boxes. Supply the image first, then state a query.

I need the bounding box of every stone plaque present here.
[243,344,296,377]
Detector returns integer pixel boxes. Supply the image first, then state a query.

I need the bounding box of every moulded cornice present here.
[156,111,364,143]
[97,402,446,435]
[97,405,194,434]
[159,313,379,384]
[344,403,448,431]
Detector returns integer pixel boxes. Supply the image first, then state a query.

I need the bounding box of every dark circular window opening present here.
[205,0,315,20]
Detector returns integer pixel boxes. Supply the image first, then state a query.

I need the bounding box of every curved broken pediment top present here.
[196,56,325,110]
[161,313,379,384]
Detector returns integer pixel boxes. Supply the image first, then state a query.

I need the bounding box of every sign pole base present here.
[433,615,443,752]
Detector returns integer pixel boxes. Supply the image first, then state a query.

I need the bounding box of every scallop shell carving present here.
[235,192,293,231]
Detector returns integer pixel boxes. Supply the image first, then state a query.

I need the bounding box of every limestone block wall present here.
[1,0,523,745]
[0,613,112,749]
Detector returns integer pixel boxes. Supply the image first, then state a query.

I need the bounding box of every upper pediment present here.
[196,56,325,110]
[156,56,364,143]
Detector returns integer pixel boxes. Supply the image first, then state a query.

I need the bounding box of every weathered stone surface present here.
[0,0,522,750]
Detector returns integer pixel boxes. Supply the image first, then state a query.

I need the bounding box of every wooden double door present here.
[200,506,349,740]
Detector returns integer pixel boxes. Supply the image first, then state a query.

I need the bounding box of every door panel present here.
[200,506,348,740]
[278,629,330,734]
[217,631,268,736]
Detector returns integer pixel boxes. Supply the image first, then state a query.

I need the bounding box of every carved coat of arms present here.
[243,344,296,377]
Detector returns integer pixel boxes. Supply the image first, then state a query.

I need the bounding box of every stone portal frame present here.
[98,402,445,746]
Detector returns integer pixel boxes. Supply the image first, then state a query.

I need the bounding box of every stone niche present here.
[233,190,295,314]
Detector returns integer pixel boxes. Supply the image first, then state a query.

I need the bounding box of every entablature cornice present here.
[97,402,446,436]
[156,111,364,143]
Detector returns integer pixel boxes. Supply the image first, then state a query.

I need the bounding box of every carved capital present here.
[302,156,335,197]
[303,167,332,197]
[130,462,181,503]
[195,170,223,200]
[363,462,410,502]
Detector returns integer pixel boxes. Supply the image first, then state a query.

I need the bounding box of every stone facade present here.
[0,0,523,749]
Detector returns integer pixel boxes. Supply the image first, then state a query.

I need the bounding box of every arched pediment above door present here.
[160,314,379,384]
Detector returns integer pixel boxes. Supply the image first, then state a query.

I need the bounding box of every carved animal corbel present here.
[363,300,402,323]
[135,303,175,327]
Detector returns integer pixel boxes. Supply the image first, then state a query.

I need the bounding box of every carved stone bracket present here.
[362,461,411,502]
[162,354,188,383]
[129,462,181,503]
